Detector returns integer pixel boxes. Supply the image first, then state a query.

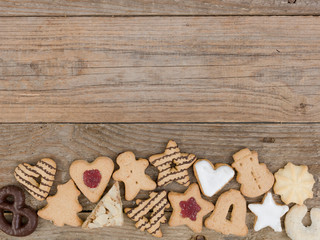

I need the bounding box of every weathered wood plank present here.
[0,0,319,16]
[1,17,320,123]
[1,212,293,240]
[0,124,318,214]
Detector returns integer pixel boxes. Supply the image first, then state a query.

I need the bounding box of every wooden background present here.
[0,1,319,239]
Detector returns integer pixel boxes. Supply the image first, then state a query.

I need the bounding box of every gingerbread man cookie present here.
[232,148,274,198]
[168,183,214,233]
[70,156,114,203]
[149,140,196,187]
[38,180,83,227]
[113,151,156,201]
[205,189,248,237]
[125,191,170,238]
[14,158,56,201]
[274,162,315,205]
[248,192,288,232]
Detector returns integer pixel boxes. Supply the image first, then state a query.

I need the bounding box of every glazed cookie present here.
[14,158,56,201]
[168,183,214,233]
[205,189,248,237]
[248,192,289,232]
[274,162,315,205]
[193,159,234,197]
[112,152,156,201]
[285,205,320,240]
[83,181,123,229]
[125,191,170,238]
[149,140,196,187]
[0,185,38,237]
[232,148,274,198]
[38,180,83,227]
[70,156,114,203]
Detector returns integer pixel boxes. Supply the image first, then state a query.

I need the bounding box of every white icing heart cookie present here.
[193,159,235,197]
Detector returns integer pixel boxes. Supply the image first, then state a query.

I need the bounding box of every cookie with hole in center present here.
[113,151,156,201]
[168,183,214,233]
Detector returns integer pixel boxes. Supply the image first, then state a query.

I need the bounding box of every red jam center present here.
[179,197,201,221]
[83,169,101,188]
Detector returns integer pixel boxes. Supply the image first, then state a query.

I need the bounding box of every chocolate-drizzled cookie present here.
[125,191,170,238]
[0,185,38,237]
[14,158,56,201]
[149,140,196,187]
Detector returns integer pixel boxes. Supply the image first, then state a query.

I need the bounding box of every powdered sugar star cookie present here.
[274,162,315,205]
[193,159,234,197]
[248,192,289,232]
[285,205,320,240]
[168,183,214,233]
[149,140,196,187]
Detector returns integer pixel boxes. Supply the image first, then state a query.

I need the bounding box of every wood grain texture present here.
[0,123,318,239]
[0,0,319,16]
[1,16,320,123]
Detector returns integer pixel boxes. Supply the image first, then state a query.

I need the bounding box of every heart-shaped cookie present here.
[14,158,57,201]
[193,159,235,197]
[69,157,114,203]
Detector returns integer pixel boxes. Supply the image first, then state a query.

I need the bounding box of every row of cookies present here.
[0,140,318,240]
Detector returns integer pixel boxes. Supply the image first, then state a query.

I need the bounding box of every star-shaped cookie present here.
[248,192,289,232]
[149,140,197,187]
[113,151,156,201]
[168,183,214,232]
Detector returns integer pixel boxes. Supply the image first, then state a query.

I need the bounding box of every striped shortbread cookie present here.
[14,158,56,201]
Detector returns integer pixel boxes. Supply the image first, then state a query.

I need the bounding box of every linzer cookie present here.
[285,205,320,240]
[0,185,38,237]
[248,192,288,232]
[82,181,123,229]
[38,180,83,227]
[274,162,315,205]
[125,191,170,238]
[112,151,156,201]
[232,148,274,198]
[149,140,196,187]
[70,156,114,203]
[193,159,234,197]
[168,183,214,233]
[14,158,56,201]
[205,189,248,237]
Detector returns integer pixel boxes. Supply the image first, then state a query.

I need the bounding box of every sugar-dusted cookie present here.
[149,140,196,187]
[205,189,248,237]
[14,158,56,201]
[285,205,320,240]
[82,181,123,229]
[274,162,315,205]
[38,180,83,227]
[168,183,214,233]
[232,148,274,198]
[248,192,289,232]
[125,191,170,238]
[70,156,114,203]
[193,159,234,197]
[113,151,156,201]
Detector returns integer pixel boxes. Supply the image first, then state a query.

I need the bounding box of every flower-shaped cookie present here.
[274,162,315,205]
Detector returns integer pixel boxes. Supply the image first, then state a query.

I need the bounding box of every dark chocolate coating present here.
[0,185,38,237]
